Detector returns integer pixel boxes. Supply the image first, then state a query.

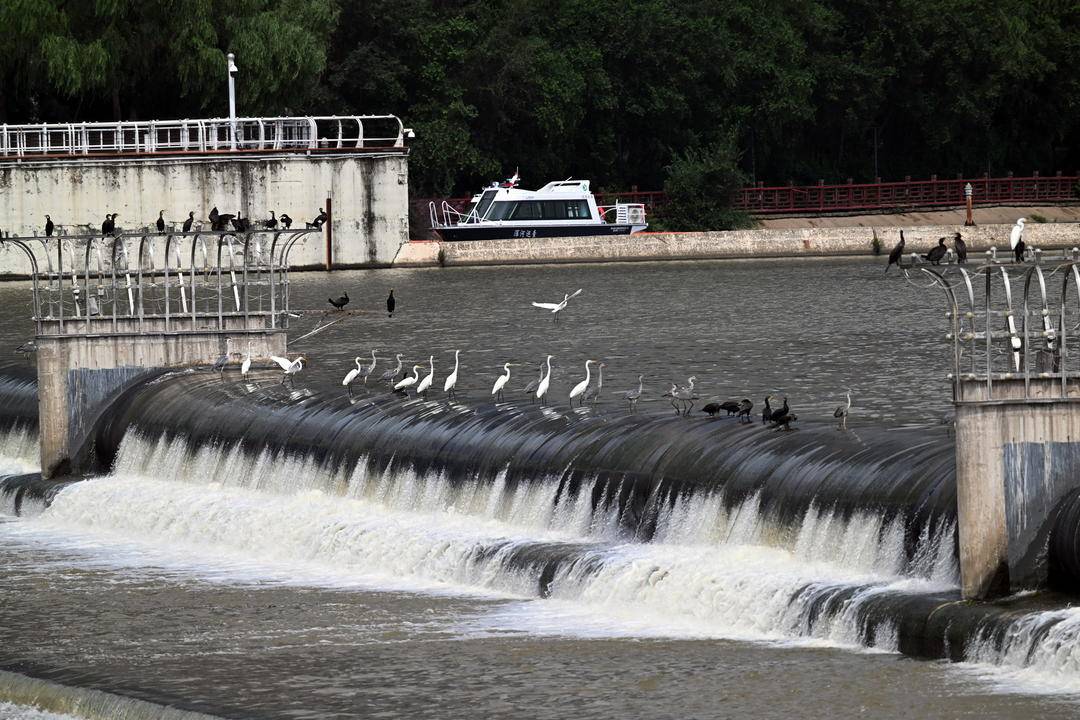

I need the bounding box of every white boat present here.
[429,174,647,241]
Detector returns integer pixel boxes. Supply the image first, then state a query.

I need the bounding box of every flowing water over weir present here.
[3,252,1080,715]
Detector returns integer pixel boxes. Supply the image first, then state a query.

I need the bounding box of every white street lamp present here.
[227,53,238,149]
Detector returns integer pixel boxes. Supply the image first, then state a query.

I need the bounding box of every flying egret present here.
[536,355,554,405]
[343,357,363,396]
[834,390,852,430]
[381,353,404,385]
[270,355,305,388]
[358,349,377,384]
[569,360,595,406]
[444,350,460,399]
[531,289,583,325]
[492,363,514,402]
[584,362,606,404]
[395,365,422,395]
[620,374,644,413]
[416,356,435,398]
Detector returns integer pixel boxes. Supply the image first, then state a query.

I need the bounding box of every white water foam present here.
[961,607,1080,695]
[0,424,41,517]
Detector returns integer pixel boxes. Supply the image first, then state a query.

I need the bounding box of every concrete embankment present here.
[393,222,1080,268]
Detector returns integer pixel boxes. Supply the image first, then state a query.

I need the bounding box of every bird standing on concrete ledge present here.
[156,211,165,232]
[44,215,54,237]
[328,292,349,310]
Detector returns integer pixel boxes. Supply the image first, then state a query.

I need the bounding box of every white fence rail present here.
[0,115,405,158]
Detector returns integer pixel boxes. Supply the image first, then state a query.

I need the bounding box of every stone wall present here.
[0,152,410,271]
[395,222,1080,268]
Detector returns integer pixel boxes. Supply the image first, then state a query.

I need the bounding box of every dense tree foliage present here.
[4,0,1080,215]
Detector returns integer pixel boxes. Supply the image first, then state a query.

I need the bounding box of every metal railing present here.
[739,173,1079,215]
[0,229,318,336]
[0,115,406,159]
[908,247,1080,402]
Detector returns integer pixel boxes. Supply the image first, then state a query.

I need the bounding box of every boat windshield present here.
[474,190,498,219]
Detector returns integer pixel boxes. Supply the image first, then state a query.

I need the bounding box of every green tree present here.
[661,141,751,231]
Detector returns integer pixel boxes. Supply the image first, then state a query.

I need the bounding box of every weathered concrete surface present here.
[759,204,1080,229]
[392,239,441,267]
[0,152,409,270]
[394,222,1080,268]
[954,378,1080,599]
[36,316,285,478]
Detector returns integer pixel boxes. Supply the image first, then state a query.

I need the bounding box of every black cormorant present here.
[156,211,165,232]
[768,397,790,424]
[1014,238,1026,264]
[280,213,293,229]
[264,211,277,229]
[762,396,772,425]
[328,292,349,310]
[702,402,723,417]
[925,237,947,265]
[737,398,753,423]
[182,212,194,233]
[44,215,54,237]
[954,232,967,263]
[387,289,396,317]
[886,230,905,272]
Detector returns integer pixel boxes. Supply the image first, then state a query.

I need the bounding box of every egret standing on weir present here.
[395,365,422,395]
[569,360,595,407]
[620,374,644,413]
[270,355,305,388]
[444,350,460,399]
[343,357,363,396]
[492,363,513,402]
[532,289,582,325]
[536,355,554,405]
[381,354,403,385]
[834,390,852,430]
[416,356,435,398]
[522,362,544,401]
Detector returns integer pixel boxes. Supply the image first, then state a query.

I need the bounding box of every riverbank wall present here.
[393,222,1080,268]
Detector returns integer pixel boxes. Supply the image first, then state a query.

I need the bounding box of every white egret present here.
[240,352,251,378]
[673,376,697,415]
[1010,218,1026,249]
[834,390,852,430]
[270,355,305,388]
[620,374,644,413]
[569,360,595,406]
[358,349,377,384]
[416,355,435,398]
[491,363,514,402]
[342,357,363,396]
[531,289,583,325]
[536,355,554,405]
[381,353,403,385]
[444,350,460,399]
[395,365,422,395]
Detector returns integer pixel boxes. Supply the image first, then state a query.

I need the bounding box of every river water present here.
[0,259,1077,719]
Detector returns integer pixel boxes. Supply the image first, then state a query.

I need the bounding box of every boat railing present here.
[597,203,647,225]
[429,200,480,228]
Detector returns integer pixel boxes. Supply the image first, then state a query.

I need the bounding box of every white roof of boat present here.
[474,180,592,201]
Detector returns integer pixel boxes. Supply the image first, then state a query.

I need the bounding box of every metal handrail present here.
[0,115,405,158]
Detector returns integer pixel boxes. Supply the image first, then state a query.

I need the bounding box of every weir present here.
[1,228,317,477]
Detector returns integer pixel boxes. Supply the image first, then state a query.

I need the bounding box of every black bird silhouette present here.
[156,211,165,232]
[1014,238,1026,263]
[209,207,219,225]
[386,289,396,317]
[307,209,328,229]
[702,402,723,417]
[231,215,250,232]
[263,211,278,229]
[44,215,54,237]
[886,230,905,272]
[925,237,948,265]
[101,213,115,236]
[768,397,790,424]
[770,410,798,431]
[736,398,754,424]
[954,232,967,264]
[761,396,772,425]
[328,292,349,310]
[214,213,235,232]
[280,213,293,229]
[182,211,194,233]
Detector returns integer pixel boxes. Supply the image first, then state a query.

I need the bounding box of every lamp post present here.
[227,53,238,150]
[964,181,975,226]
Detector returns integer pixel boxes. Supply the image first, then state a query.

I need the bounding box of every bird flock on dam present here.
[206,284,860,433]
[884,217,1031,272]
[17,207,329,239]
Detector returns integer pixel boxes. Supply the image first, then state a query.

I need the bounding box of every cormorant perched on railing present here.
[156,211,165,232]
[328,292,349,310]
[182,211,194,233]
[279,213,293,229]
[101,213,115,236]
[736,398,753,423]
[231,215,250,232]
[885,229,905,272]
[386,289,396,317]
[925,237,947,265]
[263,211,277,229]
[44,215,54,237]
[954,232,967,263]
[307,209,327,229]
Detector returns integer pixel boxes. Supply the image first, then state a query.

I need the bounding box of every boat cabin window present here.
[487,200,593,221]
[475,190,498,219]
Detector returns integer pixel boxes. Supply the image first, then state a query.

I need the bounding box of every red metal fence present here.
[738,173,1079,214]
[416,173,1079,227]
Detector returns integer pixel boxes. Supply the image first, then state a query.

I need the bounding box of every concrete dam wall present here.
[0,152,409,270]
